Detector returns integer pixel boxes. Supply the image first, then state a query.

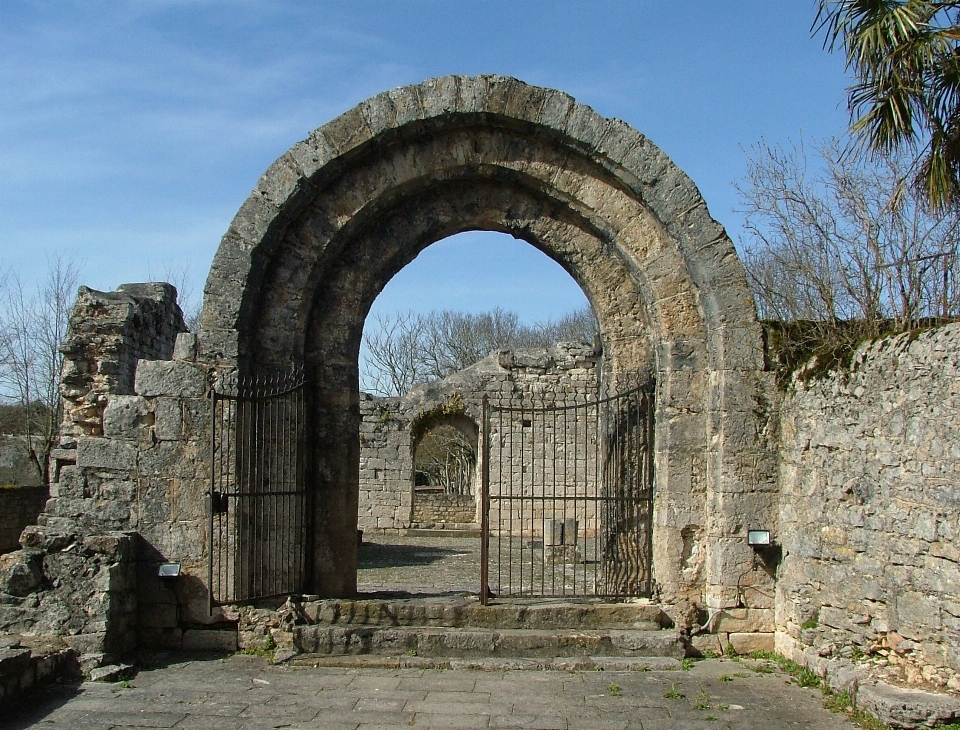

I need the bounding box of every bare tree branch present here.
[361,306,598,397]
[0,255,81,482]
[737,137,960,327]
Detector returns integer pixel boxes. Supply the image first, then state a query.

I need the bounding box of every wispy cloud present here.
[1,0,851,318]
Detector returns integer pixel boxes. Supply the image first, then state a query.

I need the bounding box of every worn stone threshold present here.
[395,528,481,538]
[269,595,669,631]
[293,625,686,659]
[288,653,682,672]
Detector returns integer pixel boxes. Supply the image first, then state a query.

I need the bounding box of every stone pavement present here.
[357,535,481,596]
[7,653,859,729]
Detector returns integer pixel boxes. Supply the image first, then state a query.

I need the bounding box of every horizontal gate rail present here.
[481,382,654,603]
[208,367,311,610]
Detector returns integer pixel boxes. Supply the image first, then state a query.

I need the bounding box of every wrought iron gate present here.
[480,382,654,603]
[208,368,311,608]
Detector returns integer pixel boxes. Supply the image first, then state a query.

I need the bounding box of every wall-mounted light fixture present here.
[747,530,771,548]
[158,562,181,581]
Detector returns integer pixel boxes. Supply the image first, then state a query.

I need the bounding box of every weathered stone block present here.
[728,632,774,655]
[182,629,237,652]
[137,441,187,478]
[152,398,182,441]
[0,646,31,678]
[172,332,196,361]
[102,396,151,438]
[0,550,43,596]
[82,532,135,561]
[76,438,137,472]
[18,525,74,552]
[135,360,205,398]
[89,663,135,682]
[857,681,960,729]
[714,608,774,634]
[61,633,106,655]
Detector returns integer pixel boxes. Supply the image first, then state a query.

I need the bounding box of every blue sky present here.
[1,1,851,326]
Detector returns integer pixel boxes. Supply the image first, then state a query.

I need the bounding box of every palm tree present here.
[815,1,960,209]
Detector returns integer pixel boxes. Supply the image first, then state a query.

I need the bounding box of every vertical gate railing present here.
[208,367,311,609]
[481,381,654,603]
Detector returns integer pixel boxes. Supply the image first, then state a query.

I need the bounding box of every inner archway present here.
[355,229,597,597]
[199,75,774,610]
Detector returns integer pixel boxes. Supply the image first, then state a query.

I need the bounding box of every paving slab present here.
[6,653,862,729]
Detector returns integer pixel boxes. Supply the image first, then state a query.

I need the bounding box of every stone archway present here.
[198,75,776,608]
[409,413,479,529]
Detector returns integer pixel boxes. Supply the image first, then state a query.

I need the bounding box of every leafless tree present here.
[536,307,600,345]
[414,424,476,495]
[148,260,201,331]
[362,306,598,396]
[363,312,429,397]
[0,256,81,482]
[738,138,960,327]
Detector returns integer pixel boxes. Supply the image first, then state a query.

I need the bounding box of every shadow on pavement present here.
[6,681,83,730]
[357,541,472,569]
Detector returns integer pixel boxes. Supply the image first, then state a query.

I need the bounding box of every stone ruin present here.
[0,77,957,719]
[358,342,600,533]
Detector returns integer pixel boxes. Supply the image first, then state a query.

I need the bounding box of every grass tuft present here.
[663,681,685,700]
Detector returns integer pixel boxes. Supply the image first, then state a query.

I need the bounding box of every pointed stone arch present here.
[198,75,776,608]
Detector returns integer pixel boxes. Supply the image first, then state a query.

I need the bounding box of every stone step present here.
[401,528,481,537]
[293,626,685,660]
[298,598,668,631]
[289,654,683,672]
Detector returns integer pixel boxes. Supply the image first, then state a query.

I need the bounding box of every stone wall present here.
[0,283,216,663]
[0,528,138,667]
[776,323,960,690]
[57,283,187,444]
[411,490,476,528]
[0,487,48,554]
[358,342,600,533]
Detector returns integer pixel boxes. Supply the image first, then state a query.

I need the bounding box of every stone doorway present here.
[198,75,774,608]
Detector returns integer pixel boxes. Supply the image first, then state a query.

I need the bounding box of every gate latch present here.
[210,491,229,515]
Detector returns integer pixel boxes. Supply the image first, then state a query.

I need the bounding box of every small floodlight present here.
[158,562,181,579]
[747,530,771,548]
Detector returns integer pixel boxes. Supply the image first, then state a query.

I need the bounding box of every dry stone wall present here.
[776,323,960,691]
[358,343,600,532]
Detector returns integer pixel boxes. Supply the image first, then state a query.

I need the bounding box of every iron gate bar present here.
[480,395,490,604]
[208,367,311,611]
[481,382,654,602]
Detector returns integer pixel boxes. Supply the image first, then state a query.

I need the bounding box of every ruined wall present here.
[776,323,960,690]
[0,283,216,664]
[57,283,187,444]
[358,343,600,532]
